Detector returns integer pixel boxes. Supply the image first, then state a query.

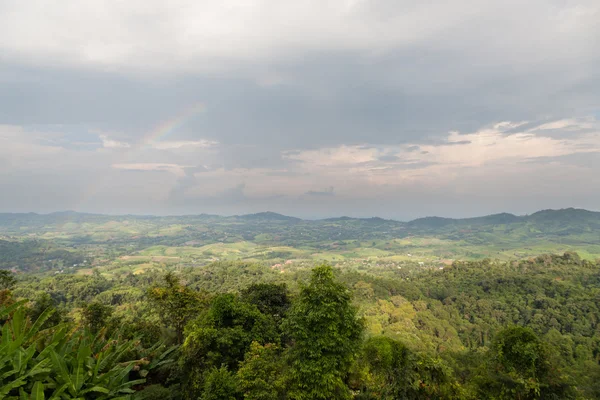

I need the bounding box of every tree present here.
[28,292,63,329]
[241,283,291,321]
[353,336,461,399]
[482,326,575,399]
[201,367,241,400]
[181,294,278,399]
[350,336,413,399]
[147,272,208,344]
[237,342,286,400]
[81,301,113,333]
[0,270,16,290]
[283,265,363,400]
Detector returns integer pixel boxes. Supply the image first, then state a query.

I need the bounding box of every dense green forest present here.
[1,210,600,398]
[2,252,600,399]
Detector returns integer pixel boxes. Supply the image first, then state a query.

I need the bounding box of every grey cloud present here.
[1,43,598,157]
[265,170,308,177]
[213,183,247,203]
[392,161,438,170]
[377,155,400,162]
[433,140,472,147]
[521,152,600,168]
[305,187,335,197]
[168,165,212,203]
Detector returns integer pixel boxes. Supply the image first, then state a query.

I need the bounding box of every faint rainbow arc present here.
[136,102,206,149]
[74,102,206,210]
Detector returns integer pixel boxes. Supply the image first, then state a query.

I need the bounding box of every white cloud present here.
[284,145,378,167]
[99,134,130,149]
[150,140,218,150]
[530,118,596,132]
[281,118,600,189]
[112,163,188,176]
[160,117,600,203]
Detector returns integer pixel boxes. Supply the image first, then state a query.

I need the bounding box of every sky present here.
[0,0,599,220]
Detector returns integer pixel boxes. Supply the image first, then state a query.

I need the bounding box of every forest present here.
[1,251,600,399]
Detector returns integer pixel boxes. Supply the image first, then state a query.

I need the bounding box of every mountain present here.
[236,211,302,222]
[2,208,600,236]
[321,216,355,222]
[407,216,455,229]
[1,207,600,268]
[1,208,599,228]
[526,208,600,223]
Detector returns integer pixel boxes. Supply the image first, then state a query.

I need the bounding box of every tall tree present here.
[241,283,291,321]
[181,294,278,399]
[353,336,462,399]
[200,367,241,400]
[481,326,575,399]
[284,265,363,400]
[237,342,286,400]
[147,272,207,344]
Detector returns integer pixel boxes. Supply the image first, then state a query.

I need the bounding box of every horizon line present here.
[0,207,596,224]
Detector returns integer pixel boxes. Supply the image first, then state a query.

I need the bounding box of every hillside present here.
[1,208,599,273]
[2,209,600,398]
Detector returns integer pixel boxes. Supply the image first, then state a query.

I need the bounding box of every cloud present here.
[99,134,130,148]
[112,163,188,176]
[276,119,600,197]
[150,140,218,150]
[2,116,599,218]
[305,187,335,197]
[1,0,598,76]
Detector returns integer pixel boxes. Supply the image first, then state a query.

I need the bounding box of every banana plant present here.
[45,328,146,399]
[136,342,178,379]
[0,301,55,398]
[1,302,148,399]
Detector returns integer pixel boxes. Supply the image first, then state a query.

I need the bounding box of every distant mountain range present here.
[1,207,599,226]
[1,207,599,262]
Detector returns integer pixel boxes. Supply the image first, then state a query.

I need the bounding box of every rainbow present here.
[138,102,205,148]
[74,102,206,210]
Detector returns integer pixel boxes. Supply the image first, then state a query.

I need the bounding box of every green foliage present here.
[4,247,600,399]
[147,272,208,344]
[136,384,174,400]
[27,293,64,329]
[283,265,363,400]
[0,240,86,272]
[81,301,113,333]
[353,336,462,399]
[240,283,290,320]
[0,269,17,290]
[237,342,286,400]
[181,293,278,398]
[479,326,576,399]
[492,326,547,380]
[200,366,241,400]
[0,302,145,399]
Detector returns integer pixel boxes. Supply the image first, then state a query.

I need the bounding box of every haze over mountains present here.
[1,208,599,265]
[1,207,599,227]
